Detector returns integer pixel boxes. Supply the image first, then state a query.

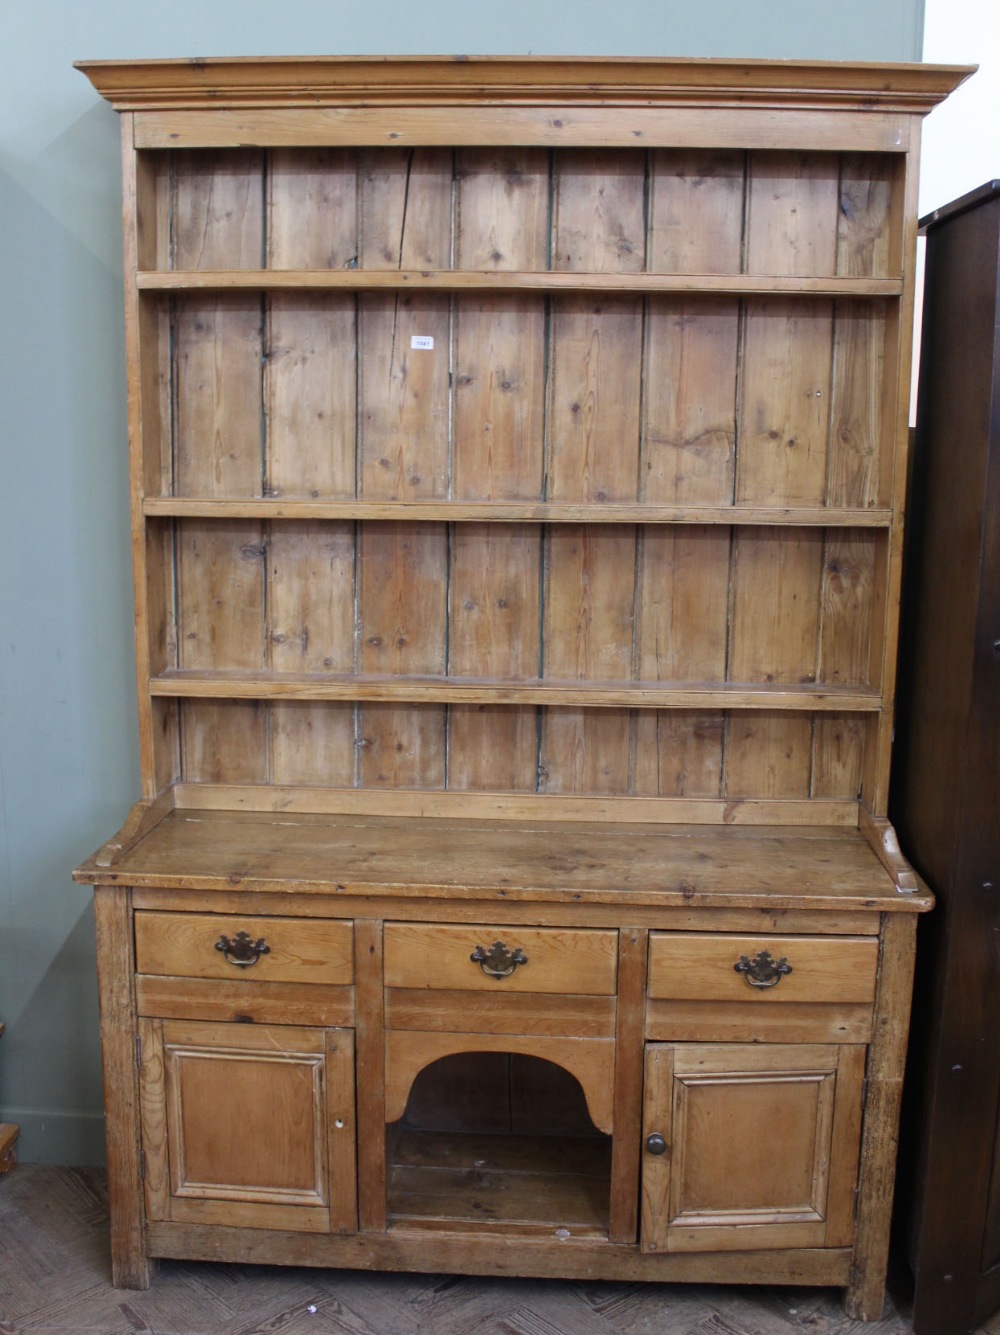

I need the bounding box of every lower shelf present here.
[386,1128,612,1236]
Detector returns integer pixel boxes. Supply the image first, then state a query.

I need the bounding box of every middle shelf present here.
[142,498,893,527]
[149,670,882,711]
[135,269,904,297]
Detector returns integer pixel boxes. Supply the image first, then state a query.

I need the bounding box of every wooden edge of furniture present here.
[74,55,974,113]
[94,885,152,1288]
[72,784,934,917]
[0,1021,16,1174]
[609,929,648,1244]
[171,783,866,827]
[0,1123,18,1174]
[845,912,919,1320]
[858,806,922,895]
[91,787,178,868]
[145,1218,854,1284]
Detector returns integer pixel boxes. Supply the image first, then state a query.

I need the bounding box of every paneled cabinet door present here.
[138,1019,356,1234]
[641,1043,865,1253]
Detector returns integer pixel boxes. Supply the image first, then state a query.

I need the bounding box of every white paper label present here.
[410,335,435,350]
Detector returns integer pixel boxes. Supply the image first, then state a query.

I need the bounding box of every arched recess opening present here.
[386,1048,613,1235]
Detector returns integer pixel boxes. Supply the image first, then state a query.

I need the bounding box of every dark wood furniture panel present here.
[891,179,1000,1335]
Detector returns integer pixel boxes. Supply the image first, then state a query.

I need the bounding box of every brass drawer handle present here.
[470,941,528,980]
[215,931,271,969]
[734,949,792,989]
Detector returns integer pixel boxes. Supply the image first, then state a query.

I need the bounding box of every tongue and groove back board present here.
[73,55,971,1318]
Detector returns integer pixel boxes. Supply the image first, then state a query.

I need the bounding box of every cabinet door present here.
[139,1019,356,1234]
[641,1043,864,1253]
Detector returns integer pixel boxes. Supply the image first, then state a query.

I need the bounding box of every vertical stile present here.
[125,120,179,796]
[540,150,644,794]
[448,148,549,789]
[636,150,745,796]
[172,149,267,783]
[862,149,920,814]
[141,145,180,792]
[151,152,180,788]
[266,149,359,785]
[357,149,453,788]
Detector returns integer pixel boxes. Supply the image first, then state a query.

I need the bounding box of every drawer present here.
[383,923,618,996]
[134,911,354,986]
[647,933,878,1004]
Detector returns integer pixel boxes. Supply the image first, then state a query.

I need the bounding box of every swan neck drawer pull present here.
[215,931,271,968]
[734,949,792,989]
[470,941,528,980]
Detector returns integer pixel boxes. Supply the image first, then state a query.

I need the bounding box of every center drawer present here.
[134,911,354,986]
[383,923,618,996]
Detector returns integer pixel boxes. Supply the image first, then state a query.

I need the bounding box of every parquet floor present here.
[0,1163,932,1335]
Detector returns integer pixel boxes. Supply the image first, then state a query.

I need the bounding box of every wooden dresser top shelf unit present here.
[72,54,970,1315]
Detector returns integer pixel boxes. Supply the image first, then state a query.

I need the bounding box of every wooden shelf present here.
[143,497,893,527]
[387,1129,611,1235]
[76,798,927,902]
[137,268,902,297]
[149,670,881,711]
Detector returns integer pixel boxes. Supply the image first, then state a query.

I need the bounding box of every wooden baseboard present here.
[146,1220,853,1287]
[0,1123,20,1173]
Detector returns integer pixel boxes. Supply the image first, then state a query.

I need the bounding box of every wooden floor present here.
[0,1163,978,1335]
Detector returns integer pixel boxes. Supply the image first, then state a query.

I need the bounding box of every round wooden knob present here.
[646,1133,668,1156]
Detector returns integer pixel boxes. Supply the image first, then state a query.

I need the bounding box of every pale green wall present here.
[0,0,925,1165]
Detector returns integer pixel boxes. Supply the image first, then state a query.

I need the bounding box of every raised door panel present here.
[641,1042,864,1253]
[139,1019,356,1234]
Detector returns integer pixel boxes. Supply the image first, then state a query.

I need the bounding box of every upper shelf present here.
[137,270,903,298]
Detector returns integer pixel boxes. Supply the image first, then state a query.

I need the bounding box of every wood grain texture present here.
[647,932,878,1003]
[134,910,354,984]
[384,988,615,1038]
[609,928,648,1243]
[383,922,618,995]
[648,150,744,275]
[354,919,387,1233]
[356,148,452,790]
[845,912,918,1319]
[449,147,549,789]
[537,151,645,794]
[385,1031,615,1135]
[136,975,355,1027]
[93,886,151,1288]
[78,61,948,1306]
[86,807,921,907]
[643,1041,866,1255]
[644,998,874,1044]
